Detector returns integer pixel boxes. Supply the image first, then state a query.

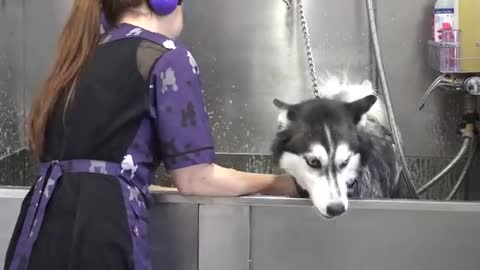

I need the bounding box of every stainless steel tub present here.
[1,187,479,270]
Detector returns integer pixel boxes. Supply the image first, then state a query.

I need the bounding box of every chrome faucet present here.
[419,74,480,111]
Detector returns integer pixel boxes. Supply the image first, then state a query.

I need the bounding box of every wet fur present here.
[271,77,401,216]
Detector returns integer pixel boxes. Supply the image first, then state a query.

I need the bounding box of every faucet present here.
[419,74,480,111]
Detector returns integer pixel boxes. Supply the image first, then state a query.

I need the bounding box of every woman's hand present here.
[267,174,300,198]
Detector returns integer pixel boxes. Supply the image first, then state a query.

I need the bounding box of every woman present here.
[4,0,298,269]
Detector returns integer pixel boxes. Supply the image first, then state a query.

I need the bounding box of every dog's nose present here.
[326,203,346,217]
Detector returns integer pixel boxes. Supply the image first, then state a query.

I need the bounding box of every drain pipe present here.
[365,0,419,198]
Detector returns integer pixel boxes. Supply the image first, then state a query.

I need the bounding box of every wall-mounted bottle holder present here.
[428,29,462,73]
[428,29,480,74]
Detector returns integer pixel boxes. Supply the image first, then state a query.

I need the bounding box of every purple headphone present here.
[149,0,182,16]
[101,0,183,31]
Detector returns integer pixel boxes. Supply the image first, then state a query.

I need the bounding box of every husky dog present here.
[271,77,401,218]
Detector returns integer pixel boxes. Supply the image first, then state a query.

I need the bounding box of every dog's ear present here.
[273,99,292,110]
[345,95,377,124]
[273,98,296,130]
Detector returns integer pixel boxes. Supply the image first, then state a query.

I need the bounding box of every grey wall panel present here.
[149,203,199,270]
[5,0,475,158]
[376,0,464,158]
[181,0,372,153]
[0,0,26,157]
[198,205,250,270]
[250,205,480,270]
[23,0,73,115]
[0,148,34,186]
[0,196,25,267]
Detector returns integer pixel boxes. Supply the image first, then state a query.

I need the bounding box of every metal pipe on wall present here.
[365,0,419,198]
[447,138,476,200]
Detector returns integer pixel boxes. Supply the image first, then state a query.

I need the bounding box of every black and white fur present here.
[271,77,401,219]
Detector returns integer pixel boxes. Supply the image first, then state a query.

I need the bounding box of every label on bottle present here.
[434,8,455,42]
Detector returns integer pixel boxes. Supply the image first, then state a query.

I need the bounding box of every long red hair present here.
[28,0,143,159]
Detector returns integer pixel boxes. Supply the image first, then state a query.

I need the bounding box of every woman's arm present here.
[150,49,296,197]
[170,163,298,197]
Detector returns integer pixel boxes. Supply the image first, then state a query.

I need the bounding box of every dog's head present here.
[271,95,377,218]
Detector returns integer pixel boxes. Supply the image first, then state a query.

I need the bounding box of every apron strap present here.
[99,23,177,52]
[9,161,62,270]
[9,159,142,270]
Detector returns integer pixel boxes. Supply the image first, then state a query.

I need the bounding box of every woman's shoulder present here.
[149,39,200,76]
[159,40,196,63]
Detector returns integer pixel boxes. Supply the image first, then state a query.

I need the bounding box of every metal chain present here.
[282,0,291,8]
[294,0,321,98]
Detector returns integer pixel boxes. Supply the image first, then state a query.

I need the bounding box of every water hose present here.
[416,137,471,195]
[446,138,476,200]
[365,0,419,198]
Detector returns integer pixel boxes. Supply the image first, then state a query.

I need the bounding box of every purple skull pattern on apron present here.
[9,24,215,270]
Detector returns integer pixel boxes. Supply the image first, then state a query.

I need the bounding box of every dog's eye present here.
[340,158,350,169]
[305,157,322,169]
[347,179,357,189]
[340,156,352,169]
